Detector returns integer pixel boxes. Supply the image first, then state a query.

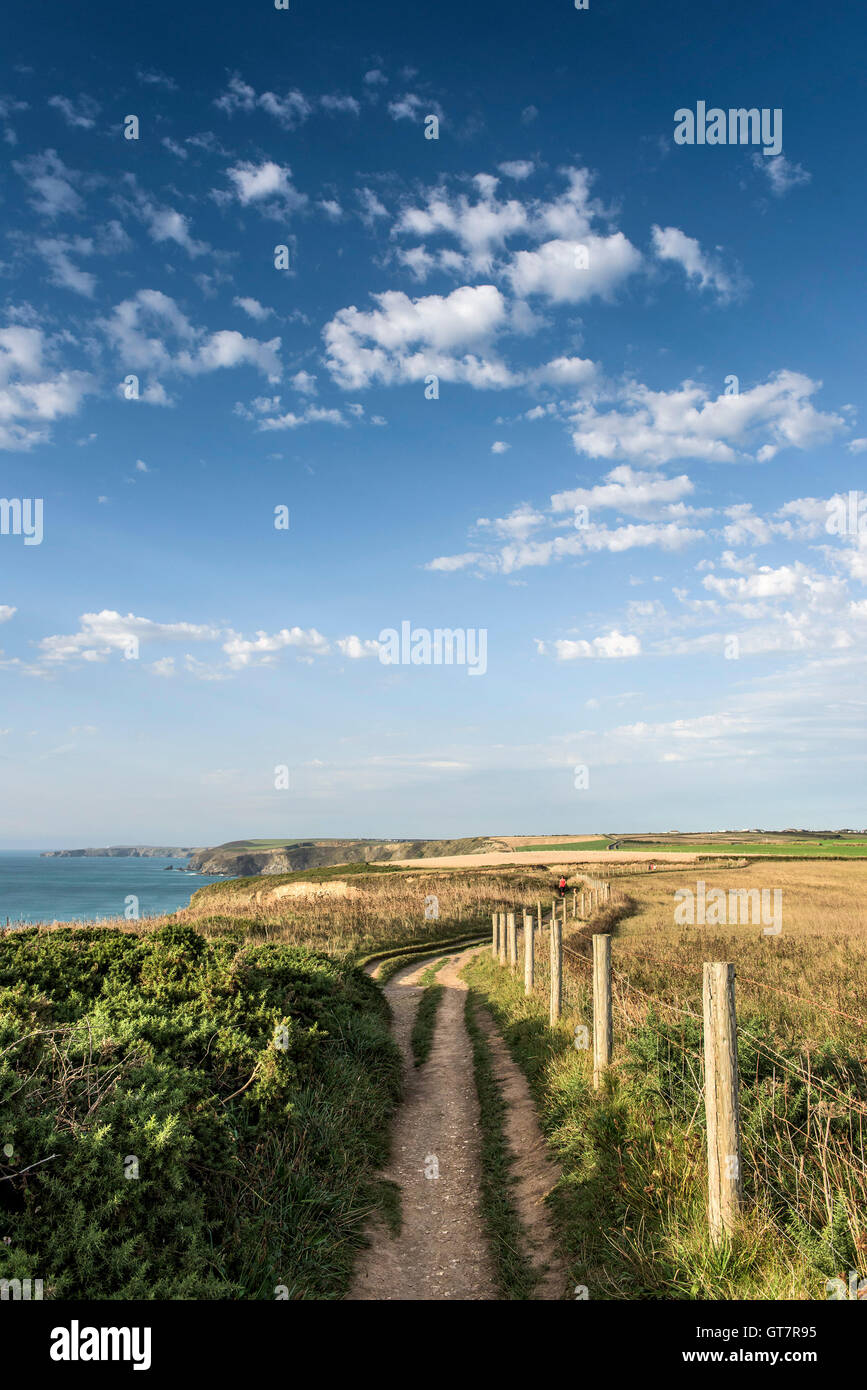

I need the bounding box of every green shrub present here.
[0,923,401,1299]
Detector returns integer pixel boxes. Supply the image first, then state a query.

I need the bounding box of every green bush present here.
[0,923,401,1299]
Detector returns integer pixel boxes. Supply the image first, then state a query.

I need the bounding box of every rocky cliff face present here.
[187,838,501,875]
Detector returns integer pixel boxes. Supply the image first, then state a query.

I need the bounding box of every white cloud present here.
[35,237,96,296]
[336,635,381,658]
[39,611,222,664]
[137,69,177,91]
[233,297,272,321]
[222,627,329,668]
[226,160,306,214]
[215,75,311,129]
[651,225,742,302]
[491,440,510,453]
[567,371,843,465]
[234,395,344,430]
[551,465,696,520]
[388,93,426,121]
[498,160,534,180]
[48,94,100,129]
[0,605,16,623]
[752,153,811,196]
[0,323,94,450]
[358,188,388,225]
[507,233,642,303]
[320,94,360,116]
[13,150,84,218]
[101,290,282,389]
[140,201,211,257]
[540,631,641,660]
[323,284,514,390]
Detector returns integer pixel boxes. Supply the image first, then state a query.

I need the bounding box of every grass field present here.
[466,858,867,1298]
[182,863,549,958]
[524,836,867,857]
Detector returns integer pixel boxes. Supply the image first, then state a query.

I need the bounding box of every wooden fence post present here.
[491,912,498,958]
[549,916,562,1024]
[703,962,743,1243]
[507,912,517,970]
[498,912,507,966]
[580,890,586,917]
[592,933,612,1089]
[524,912,534,994]
[572,887,577,919]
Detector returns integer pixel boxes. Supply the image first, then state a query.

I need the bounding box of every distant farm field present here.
[523,836,867,858]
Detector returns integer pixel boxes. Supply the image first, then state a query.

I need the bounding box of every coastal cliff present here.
[187,837,506,876]
[41,846,200,858]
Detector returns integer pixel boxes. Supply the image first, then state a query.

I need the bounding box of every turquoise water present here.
[0,852,224,925]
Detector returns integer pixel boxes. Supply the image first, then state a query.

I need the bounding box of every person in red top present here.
[558,875,567,897]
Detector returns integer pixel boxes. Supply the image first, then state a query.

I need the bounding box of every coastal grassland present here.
[463,859,867,1299]
[180,863,555,959]
[0,921,401,1299]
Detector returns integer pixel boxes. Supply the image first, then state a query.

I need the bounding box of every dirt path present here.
[473,1007,568,1298]
[347,946,565,1301]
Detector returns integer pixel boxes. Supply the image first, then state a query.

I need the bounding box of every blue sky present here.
[1,0,866,848]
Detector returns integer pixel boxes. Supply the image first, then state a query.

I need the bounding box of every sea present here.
[0,851,224,925]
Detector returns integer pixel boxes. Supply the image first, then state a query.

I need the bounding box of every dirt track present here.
[347,947,565,1301]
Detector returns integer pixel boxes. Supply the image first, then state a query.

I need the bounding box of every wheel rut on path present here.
[347,946,565,1300]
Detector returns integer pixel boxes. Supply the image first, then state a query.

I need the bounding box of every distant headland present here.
[40,846,200,859]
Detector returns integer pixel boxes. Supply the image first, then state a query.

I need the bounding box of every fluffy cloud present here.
[101,290,282,391]
[567,371,844,465]
[39,611,222,664]
[215,75,311,129]
[13,150,84,218]
[752,153,811,196]
[48,94,100,129]
[551,465,697,520]
[427,463,708,576]
[35,237,97,296]
[651,225,743,303]
[336,635,381,658]
[538,631,641,660]
[234,395,345,430]
[0,324,94,450]
[226,160,306,214]
[222,627,329,668]
[233,297,273,321]
[507,233,642,303]
[323,284,514,390]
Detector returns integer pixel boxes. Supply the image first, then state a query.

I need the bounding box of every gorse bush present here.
[0,923,401,1299]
